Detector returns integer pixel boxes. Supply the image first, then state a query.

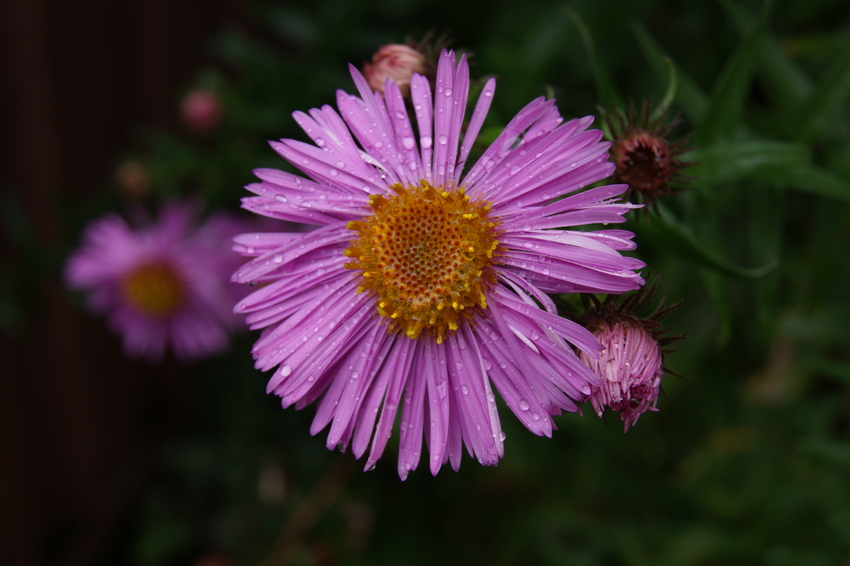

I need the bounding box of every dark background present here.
[0,1,237,564]
[2,0,850,565]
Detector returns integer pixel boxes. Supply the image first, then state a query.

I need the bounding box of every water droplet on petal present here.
[280,365,292,377]
[519,399,530,411]
[421,136,432,149]
[438,135,448,145]
[402,136,415,150]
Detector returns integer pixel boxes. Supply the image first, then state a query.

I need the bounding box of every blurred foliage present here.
[37,0,850,564]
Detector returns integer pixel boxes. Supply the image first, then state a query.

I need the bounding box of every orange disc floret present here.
[121,261,185,317]
[344,181,501,343]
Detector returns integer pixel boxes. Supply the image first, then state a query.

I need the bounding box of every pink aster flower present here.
[233,50,645,479]
[66,202,247,362]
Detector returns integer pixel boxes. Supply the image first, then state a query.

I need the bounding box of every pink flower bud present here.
[180,89,223,135]
[363,44,428,96]
[581,318,664,431]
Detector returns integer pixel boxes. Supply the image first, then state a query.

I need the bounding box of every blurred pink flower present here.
[362,44,428,96]
[66,202,247,362]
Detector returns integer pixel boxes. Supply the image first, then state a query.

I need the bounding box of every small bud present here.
[180,88,223,135]
[363,44,428,96]
[114,159,151,200]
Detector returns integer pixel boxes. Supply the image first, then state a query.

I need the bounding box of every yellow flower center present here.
[344,181,500,344]
[121,261,185,317]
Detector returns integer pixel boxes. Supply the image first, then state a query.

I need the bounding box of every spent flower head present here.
[599,100,693,209]
[233,50,645,478]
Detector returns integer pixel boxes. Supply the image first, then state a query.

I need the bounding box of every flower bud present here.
[577,279,686,430]
[114,159,151,200]
[581,318,663,431]
[363,44,428,96]
[180,88,223,135]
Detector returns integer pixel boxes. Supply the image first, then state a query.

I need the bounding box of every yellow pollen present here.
[121,261,184,317]
[345,181,501,343]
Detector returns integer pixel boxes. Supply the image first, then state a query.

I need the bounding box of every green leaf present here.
[649,57,678,123]
[650,203,779,279]
[798,438,850,470]
[699,268,731,347]
[698,1,771,143]
[720,0,812,109]
[754,164,850,203]
[796,42,850,141]
[631,22,708,122]
[564,7,623,108]
[800,356,850,385]
[689,140,809,184]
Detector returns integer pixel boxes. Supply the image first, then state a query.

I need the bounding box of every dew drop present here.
[273,254,283,263]
[461,385,470,395]
[444,88,452,96]
[280,365,292,377]
[402,136,415,150]
[541,268,550,275]
[421,136,432,149]
[438,134,448,145]
[275,195,287,203]
[499,431,507,441]
[519,399,530,411]
[329,169,338,177]
[483,90,493,97]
